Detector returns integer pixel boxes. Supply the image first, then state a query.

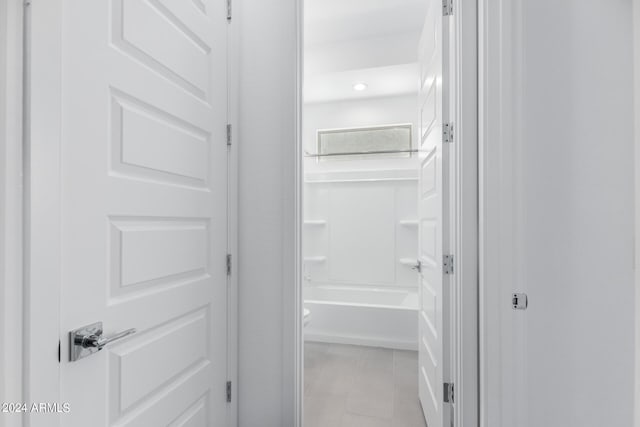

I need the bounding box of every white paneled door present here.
[29,0,229,425]
[417,1,450,426]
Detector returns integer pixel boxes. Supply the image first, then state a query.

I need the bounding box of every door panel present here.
[53,0,228,425]
[417,1,448,426]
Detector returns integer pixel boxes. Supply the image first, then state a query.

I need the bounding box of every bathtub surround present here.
[303,170,418,287]
[303,167,419,350]
[303,91,420,349]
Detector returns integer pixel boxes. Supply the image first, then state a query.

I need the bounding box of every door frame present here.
[288,0,304,425]
[446,0,479,425]
[293,0,478,425]
[227,4,241,426]
[477,0,524,425]
[0,1,240,425]
[634,0,640,423]
[0,1,24,426]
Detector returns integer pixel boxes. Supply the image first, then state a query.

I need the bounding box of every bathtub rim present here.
[303,284,419,310]
[303,298,419,351]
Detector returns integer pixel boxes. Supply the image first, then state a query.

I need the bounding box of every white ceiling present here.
[305,63,419,104]
[304,0,428,103]
[305,0,429,46]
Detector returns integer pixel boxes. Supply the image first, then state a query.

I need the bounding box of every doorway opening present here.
[300,0,477,426]
[301,0,427,415]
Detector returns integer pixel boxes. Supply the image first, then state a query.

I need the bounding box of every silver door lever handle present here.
[70,322,136,362]
[82,328,137,350]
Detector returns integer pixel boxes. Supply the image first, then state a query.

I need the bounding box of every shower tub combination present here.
[304,285,419,350]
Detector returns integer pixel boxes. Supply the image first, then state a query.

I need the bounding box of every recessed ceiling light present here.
[352,82,368,91]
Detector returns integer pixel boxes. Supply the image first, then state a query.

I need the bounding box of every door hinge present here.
[226,381,232,402]
[443,382,454,403]
[443,255,454,275]
[226,253,232,276]
[443,122,454,143]
[226,124,232,147]
[512,293,528,310]
[443,0,453,16]
[226,0,232,20]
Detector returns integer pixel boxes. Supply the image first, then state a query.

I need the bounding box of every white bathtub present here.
[304,285,419,350]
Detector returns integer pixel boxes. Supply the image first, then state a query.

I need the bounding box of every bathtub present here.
[304,285,419,350]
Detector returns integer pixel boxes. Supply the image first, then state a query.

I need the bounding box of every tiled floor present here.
[304,342,428,427]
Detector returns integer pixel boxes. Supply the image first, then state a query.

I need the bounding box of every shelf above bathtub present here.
[399,220,419,227]
[304,256,327,263]
[304,220,327,226]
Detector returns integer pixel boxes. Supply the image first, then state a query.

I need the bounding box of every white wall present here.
[514,1,635,426]
[481,0,635,425]
[237,0,299,425]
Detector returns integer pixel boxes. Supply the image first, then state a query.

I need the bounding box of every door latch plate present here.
[443,382,454,403]
[512,293,528,310]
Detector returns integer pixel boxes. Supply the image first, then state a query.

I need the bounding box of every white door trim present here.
[0,1,24,426]
[634,0,640,423]
[286,0,303,425]
[448,0,479,425]
[227,6,240,425]
[478,0,523,425]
